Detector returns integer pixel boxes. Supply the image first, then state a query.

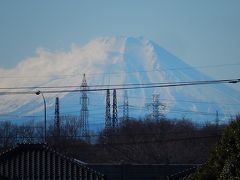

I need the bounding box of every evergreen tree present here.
[191,115,240,179]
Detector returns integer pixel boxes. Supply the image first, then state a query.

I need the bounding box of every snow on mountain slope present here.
[0,36,239,125]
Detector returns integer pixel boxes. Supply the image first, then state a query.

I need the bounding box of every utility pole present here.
[112,89,118,128]
[35,91,47,142]
[80,74,89,140]
[105,89,111,129]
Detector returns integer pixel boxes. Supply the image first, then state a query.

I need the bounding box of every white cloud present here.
[0,36,129,115]
[0,36,239,121]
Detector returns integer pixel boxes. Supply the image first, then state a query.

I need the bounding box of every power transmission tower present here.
[80,74,89,139]
[54,97,60,137]
[112,89,118,128]
[105,89,111,129]
[152,94,165,122]
[123,90,129,122]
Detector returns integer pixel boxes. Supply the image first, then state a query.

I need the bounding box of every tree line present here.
[0,116,226,164]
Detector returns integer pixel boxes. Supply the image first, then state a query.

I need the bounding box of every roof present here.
[0,143,105,180]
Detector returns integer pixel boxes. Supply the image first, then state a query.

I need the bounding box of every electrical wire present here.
[0,78,239,95]
[0,62,239,79]
[0,79,239,90]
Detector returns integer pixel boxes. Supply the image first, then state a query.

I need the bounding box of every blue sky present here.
[0,0,240,82]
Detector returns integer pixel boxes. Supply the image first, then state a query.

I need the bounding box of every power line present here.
[0,99,238,119]
[58,92,240,107]
[0,108,235,120]
[0,78,239,90]
[129,105,235,117]
[0,62,239,79]
[0,78,239,95]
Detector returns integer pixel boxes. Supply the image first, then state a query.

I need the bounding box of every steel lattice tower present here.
[152,94,165,122]
[80,74,89,138]
[54,97,60,137]
[105,89,111,129]
[123,90,129,122]
[112,89,118,128]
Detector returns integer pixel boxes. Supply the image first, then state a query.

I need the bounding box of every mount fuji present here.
[0,36,239,128]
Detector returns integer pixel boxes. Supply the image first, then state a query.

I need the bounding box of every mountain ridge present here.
[0,36,239,125]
